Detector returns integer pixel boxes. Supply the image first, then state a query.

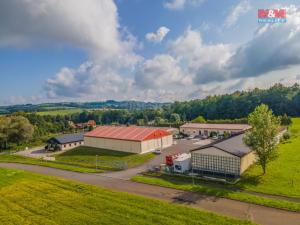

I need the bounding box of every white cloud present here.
[0,0,141,67]
[145,26,170,43]
[169,27,233,83]
[46,61,135,100]
[166,5,300,85]
[135,54,192,89]
[0,0,143,101]
[164,0,204,10]
[224,0,251,28]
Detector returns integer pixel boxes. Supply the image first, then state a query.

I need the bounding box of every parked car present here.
[154,149,162,155]
[187,136,195,140]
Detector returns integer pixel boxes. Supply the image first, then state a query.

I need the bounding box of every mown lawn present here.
[238,118,300,198]
[132,173,300,212]
[0,155,102,173]
[55,146,155,170]
[0,167,254,225]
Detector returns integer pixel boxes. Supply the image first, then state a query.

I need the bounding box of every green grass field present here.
[0,155,102,173]
[238,118,300,198]
[55,146,155,170]
[0,167,254,225]
[36,108,84,115]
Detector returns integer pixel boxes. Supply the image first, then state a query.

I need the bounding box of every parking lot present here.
[148,138,214,167]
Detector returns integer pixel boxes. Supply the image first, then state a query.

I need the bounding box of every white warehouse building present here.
[180,123,251,137]
[84,126,173,154]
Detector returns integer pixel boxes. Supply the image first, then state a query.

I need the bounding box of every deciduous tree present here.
[244,104,280,174]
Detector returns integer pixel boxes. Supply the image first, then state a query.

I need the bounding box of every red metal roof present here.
[84,126,171,142]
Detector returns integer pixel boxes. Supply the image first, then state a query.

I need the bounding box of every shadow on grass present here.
[237,174,263,189]
[172,191,219,205]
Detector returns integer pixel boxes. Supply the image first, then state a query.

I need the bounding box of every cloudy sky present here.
[1,0,300,105]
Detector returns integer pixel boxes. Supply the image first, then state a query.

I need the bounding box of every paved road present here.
[1,162,300,225]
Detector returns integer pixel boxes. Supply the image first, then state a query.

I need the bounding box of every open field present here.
[238,118,300,198]
[0,167,254,225]
[0,155,102,173]
[55,146,155,170]
[36,108,84,115]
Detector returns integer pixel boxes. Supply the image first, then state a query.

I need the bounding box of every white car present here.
[154,149,161,155]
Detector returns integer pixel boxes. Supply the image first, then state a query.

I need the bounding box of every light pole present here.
[96,155,98,170]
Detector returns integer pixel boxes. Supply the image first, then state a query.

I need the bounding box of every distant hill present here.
[1,83,300,120]
[0,100,169,114]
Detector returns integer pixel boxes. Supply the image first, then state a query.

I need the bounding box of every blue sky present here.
[0,0,300,105]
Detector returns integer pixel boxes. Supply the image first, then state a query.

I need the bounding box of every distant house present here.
[87,120,96,127]
[180,123,251,137]
[191,133,255,177]
[46,133,84,151]
[68,120,97,130]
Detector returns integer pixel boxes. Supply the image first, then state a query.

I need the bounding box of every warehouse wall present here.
[180,127,243,136]
[84,137,142,154]
[240,151,256,174]
[140,135,173,154]
[60,141,84,151]
[192,148,241,176]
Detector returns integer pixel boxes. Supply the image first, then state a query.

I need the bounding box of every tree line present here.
[168,83,300,121]
[0,116,34,149]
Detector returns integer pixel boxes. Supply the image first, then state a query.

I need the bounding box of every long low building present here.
[180,123,251,137]
[46,133,84,151]
[84,126,173,154]
[191,133,255,177]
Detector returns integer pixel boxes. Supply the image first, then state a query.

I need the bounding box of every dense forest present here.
[169,83,300,120]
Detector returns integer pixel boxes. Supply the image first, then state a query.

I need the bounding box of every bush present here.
[282,132,291,140]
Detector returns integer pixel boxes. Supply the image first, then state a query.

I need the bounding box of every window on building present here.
[175,165,182,171]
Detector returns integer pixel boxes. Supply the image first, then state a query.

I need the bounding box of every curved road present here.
[1,163,300,225]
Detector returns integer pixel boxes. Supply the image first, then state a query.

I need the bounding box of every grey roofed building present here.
[191,133,252,157]
[46,133,84,151]
[213,133,251,157]
[190,133,255,177]
[48,133,84,145]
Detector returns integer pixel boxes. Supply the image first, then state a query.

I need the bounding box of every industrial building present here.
[46,133,84,151]
[84,126,173,154]
[180,123,251,137]
[191,133,255,177]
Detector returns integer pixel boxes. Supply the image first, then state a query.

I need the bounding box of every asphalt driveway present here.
[101,138,209,179]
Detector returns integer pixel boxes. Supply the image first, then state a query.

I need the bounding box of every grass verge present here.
[0,155,102,173]
[0,167,254,225]
[132,173,300,212]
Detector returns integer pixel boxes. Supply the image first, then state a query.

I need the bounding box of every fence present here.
[95,158,128,171]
